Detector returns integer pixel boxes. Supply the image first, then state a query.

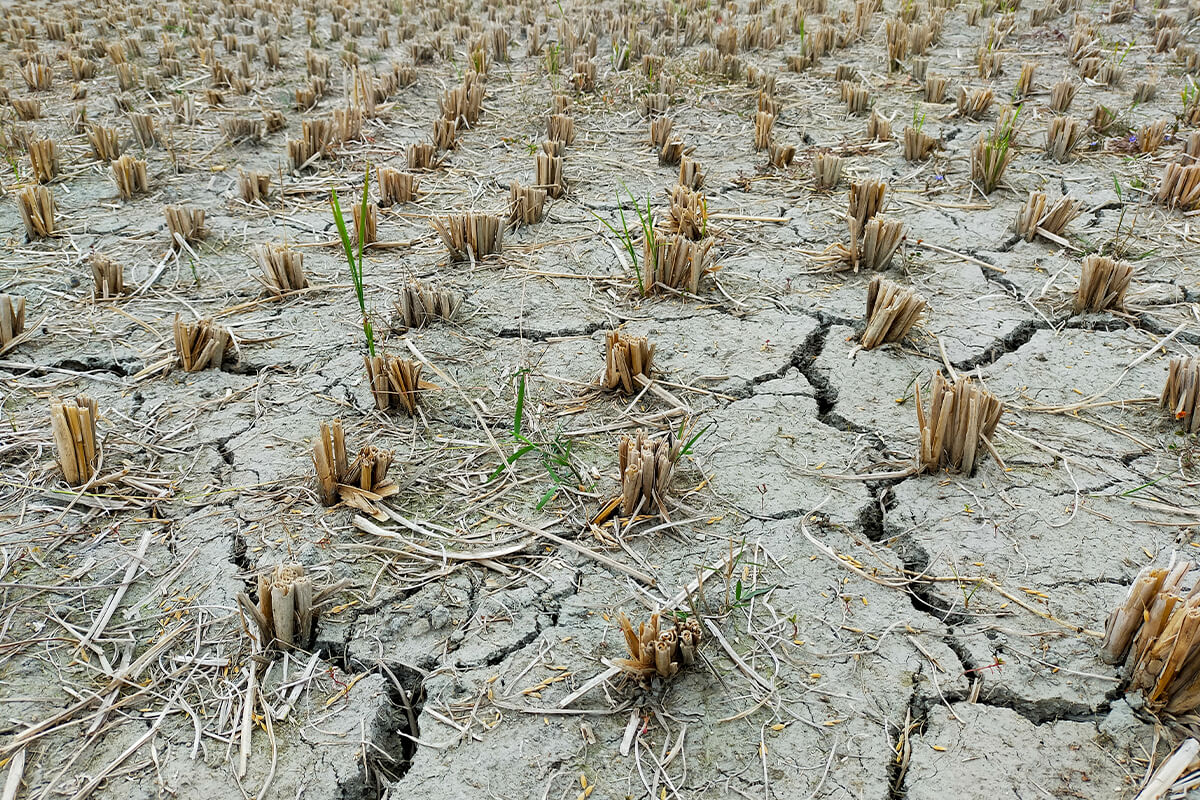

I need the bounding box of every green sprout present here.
[488,370,584,509]
[330,164,375,357]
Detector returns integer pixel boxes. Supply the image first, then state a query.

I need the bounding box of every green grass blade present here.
[513,371,526,437]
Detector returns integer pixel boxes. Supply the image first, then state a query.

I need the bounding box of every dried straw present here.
[18,186,55,239]
[393,280,462,329]
[50,395,98,486]
[431,212,504,260]
[862,276,926,349]
[90,253,124,299]
[604,330,655,395]
[1161,357,1200,433]
[173,314,232,371]
[615,612,703,680]
[364,354,436,414]
[1075,255,1132,313]
[252,244,307,296]
[915,372,1003,475]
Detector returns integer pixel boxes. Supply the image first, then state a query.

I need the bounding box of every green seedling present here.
[912,104,926,132]
[489,370,584,509]
[590,185,656,295]
[1121,472,1172,497]
[675,416,708,459]
[330,163,375,357]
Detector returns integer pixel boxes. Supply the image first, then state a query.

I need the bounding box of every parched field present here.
[1,0,1200,796]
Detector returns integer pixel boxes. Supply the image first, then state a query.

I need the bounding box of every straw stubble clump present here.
[615,612,703,681]
[164,205,206,248]
[238,169,271,204]
[29,139,59,183]
[0,295,27,353]
[377,167,419,205]
[1015,191,1081,242]
[90,253,124,299]
[1162,357,1200,433]
[1075,255,1132,313]
[862,277,926,349]
[618,428,683,517]
[641,234,715,296]
[432,213,504,261]
[236,564,345,653]
[1156,163,1200,211]
[393,280,462,330]
[312,419,398,513]
[603,330,655,395]
[50,395,98,487]
[1101,560,1200,715]
[253,243,307,296]
[916,373,1003,476]
[112,154,149,199]
[364,354,436,414]
[173,314,233,372]
[508,182,547,225]
[18,186,55,239]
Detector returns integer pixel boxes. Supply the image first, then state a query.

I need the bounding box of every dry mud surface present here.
[1,0,1200,797]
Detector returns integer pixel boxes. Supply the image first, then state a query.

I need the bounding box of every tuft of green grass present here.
[971,104,1020,193]
[590,186,655,295]
[488,370,584,509]
[912,103,926,132]
[330,164,375,357]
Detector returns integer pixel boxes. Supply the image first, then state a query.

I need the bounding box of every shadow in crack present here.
[354,661,426,800]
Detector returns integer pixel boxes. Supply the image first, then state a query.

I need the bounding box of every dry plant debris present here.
[615,612,703,680]
[50,395,98,486]
[17,185,55,239]
[377,166,419,205]
[364,353,436,414]
[0,294,27,355]
[1015,191,1081,242]
[352,200,378,244]
[393,280,462,329]
[1075,254,1133,313]
[238,169,271,203]
[1156,163,1200,210]
[862,276,926,349]
[617,427,685,517]
[664,184,708,240]
[813,151,843,189]
[312,418,398,514]
[173,314,232,372]
[164,205,206,247]
[253,243,307,296]
[916,372,1004,475]
[90,253,124,299]
[642,234,715,295]
[28,138,59,183]
[236,563,345,652]
[112,154,149,199]
[603,330,655,395]
[1045,115,1085,162]
[1162,357,1200,433]
[535,151,565,198]
[432,212,504,260]
[508,181,547,225]
[1101,561,1200,714]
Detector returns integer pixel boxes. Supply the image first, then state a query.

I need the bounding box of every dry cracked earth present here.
[1,0,1200,797]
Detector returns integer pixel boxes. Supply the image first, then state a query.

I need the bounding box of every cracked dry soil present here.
[1,0,1200,797]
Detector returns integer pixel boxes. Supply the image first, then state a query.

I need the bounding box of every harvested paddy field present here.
[2,0,1200,796]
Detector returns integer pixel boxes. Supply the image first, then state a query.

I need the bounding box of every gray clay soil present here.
[1,0,1200,797]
